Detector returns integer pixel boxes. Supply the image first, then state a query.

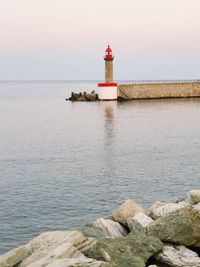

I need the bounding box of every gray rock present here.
[127,212,153,232]
[69,91,98,102]
[91,218,128,237]
[81,226,108,240]
[85,91,97,101]
[69,92,85,101]
[149,201,189,219]
[147,207,200,247]
[112,199,144,226]
[155,244,200,267]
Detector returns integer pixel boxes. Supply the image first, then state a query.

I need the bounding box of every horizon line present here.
[0,79,199,83]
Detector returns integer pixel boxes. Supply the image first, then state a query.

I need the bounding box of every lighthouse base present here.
[98,83,118,100]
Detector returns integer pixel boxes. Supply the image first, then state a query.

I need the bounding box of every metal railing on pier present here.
[118,79,200,85]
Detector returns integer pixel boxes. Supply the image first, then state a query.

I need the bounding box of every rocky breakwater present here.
[66,91,98,101]
[1,189,200,267]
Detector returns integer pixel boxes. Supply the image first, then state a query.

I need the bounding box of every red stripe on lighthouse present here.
[98,83,118,87]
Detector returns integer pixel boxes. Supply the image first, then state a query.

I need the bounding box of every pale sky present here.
[0,0,200,80]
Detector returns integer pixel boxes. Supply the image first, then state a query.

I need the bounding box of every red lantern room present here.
[104,45,114,60]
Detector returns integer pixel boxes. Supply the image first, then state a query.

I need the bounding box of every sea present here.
[0,80,200,254]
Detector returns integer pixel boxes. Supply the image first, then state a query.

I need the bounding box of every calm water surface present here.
[0,81,200,254]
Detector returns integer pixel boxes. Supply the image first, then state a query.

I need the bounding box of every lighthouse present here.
[98,45,118,100]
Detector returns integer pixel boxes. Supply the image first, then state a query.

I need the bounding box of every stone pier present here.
[118,81,200,100]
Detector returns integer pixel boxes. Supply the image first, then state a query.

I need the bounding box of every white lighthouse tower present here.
[98,45,118,100]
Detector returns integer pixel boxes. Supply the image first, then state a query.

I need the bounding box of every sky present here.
[0,0,200,81]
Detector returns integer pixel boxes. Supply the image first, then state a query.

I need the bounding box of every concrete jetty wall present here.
[118,81,200,100]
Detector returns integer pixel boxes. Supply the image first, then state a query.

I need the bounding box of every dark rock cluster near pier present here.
[66,90,98,101]
[1,190,200,267]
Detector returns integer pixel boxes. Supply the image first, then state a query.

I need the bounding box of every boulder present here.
[127,212,153,232]
[88,231,163,267]
[81,226,108,240]
[149,201,189,219]
[187,190,200,204]
[147,207,200,247]
[45,258,111,267]
[91,218,128,237]
[155,244,200,267]
[84,93,92,101]
[112,200,144,226]
[69,92,78,101]
[193,203,200,213]
[19,230,87,267]
[69,91,98,102]
[0,246,31,267]
[85,91,98,101]
[76,238,97,255]
[0,230,108,267]
[22,242,84,267]
[69,92,85,101]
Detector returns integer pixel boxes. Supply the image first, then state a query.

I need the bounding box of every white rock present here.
[26,242,84,267]
[27,230,86,250]
[155,244,200,267]
[112,199,144,225]
[149,201,189,219]
[187,190,200,204]
[148,265,158,267]
[46,257,109,267]
[92,218,128,237]
[0,246,31,267]
[193,203,200,213]
[127,212,153,232]
[19,230,86,267]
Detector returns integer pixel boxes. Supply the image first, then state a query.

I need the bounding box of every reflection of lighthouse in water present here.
[101,101,117,177]
[101,101,117,148]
